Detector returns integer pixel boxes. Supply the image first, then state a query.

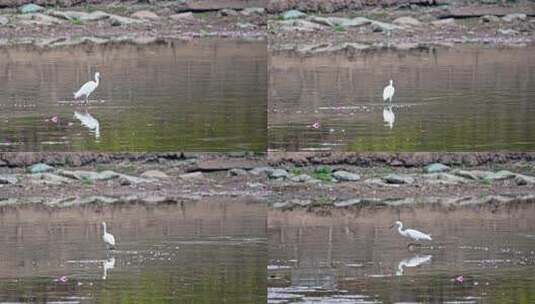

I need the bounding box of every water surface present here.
[0,199,266,303]
[268,206,535,303]
[269,46,535,151]
[0,39,267,152]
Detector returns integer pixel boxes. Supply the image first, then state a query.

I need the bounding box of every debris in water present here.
[454,275,464,284]
[311,121,320,129]
[54,275,68,283]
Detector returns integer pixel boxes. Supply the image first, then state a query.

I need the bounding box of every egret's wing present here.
[406,229,432,240]
[74,81,96,97]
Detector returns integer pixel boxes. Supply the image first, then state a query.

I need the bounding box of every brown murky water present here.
[269,46,535,152]
[268,205,535,303]
[0,39,267,152]
[0,199,266,303]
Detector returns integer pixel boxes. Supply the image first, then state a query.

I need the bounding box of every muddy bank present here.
[1,153,535,210]
[0,1,266,48]
[267,2,535,51]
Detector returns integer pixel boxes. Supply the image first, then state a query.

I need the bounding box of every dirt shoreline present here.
[1,152,534,210]
[0,1,266,48]
[267,2,535,53]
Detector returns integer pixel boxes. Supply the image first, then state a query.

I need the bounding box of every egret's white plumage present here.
[383,79,395,102]
[102,222,116,248]
[383,104,395,129]
[74,111,100,139]
[392,221,432,242]
[396,254,432,276]
[74,72,100,103]
[102,257,115,280]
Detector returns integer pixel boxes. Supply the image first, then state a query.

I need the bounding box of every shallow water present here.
[0,39,267,152]
[0,199,267,303]
[269,46,535,152]
[268,206,535,303]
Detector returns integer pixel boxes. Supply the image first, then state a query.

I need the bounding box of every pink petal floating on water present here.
[311,121,320,129]
[455,275,464,284]
[54,275,68,283]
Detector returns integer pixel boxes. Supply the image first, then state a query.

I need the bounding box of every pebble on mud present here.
[423,163,450,173]
[383,174,415,185]
[332,170,361,182]
[28,163,55,174]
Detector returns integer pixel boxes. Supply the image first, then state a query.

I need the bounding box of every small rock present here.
[502,13,527,22]
[432,18,456,27]
[364,178,400,188]
[272,201,292,209]
[290,174,312,182]
[141,170,169,179]
[179,172,204,181]
[290,199,311,207]
[109,14,143,26]
[228,168,248,176]
[28,163,54,174]
[237,22,255,29]
[424,173,469,185]
[332,170,361,182]
[18,13,64,26]
[334,199,361,207]
[19,4,44,14]
[371,21,402,32]
[498,28,519,36]
[0,174,18,185]
[452,170,479,180]
[281,9,306,20]
[269,169,289,179]
[515,174,535,185]
[423,163,450,173]
[250,167,274,175]
[30,173,72,185]
[486,170,516,181]
[241,7,265,16]
[131,10,159,20]
[481,15,500,23]
[393,16,422,27]
[0,16,9,26]
[218,9,238,17]
[170,12,195,22]
[384,174,415,185]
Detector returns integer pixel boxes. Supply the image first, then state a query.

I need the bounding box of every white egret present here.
[396,254,432,276]
[102,222,116,250]
[391,221,432,242]
[383,104,395,129]
[74,72,100,103]
[102,257,115,280]
[74,111,100,140]
[383,79,395,102]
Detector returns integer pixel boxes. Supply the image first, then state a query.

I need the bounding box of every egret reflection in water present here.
[383,104,395,129]
[74,111,100,141]
[396,254,432,276]
[102,257,116,280]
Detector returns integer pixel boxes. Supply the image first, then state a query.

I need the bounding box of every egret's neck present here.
[102,223,107,233]
[397,223,404,234]
[95,75,100,86]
